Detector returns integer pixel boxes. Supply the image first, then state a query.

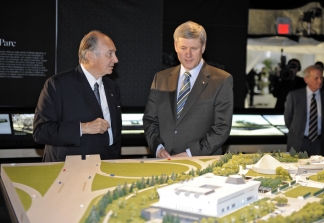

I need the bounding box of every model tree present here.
[110,204,119,217]
[275,166,292,180]
[129,210,136,220]
[97,199,106,216]
[129,182,135,193]
[133,188,138,197]
[150,175,156,186]
[86,206,100,223]
[112,188,119,200]
[289,147,297,157]
[268,202,275,213]
[317,170,324,180]
[273,196,288,206]
[141,195,147,204]
[122,182,129,195]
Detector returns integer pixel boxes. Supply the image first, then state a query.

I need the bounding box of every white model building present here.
[252,154,290,174]
[154,173,260,217]
[310,155,324,163]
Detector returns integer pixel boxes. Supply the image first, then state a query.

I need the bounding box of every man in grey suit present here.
[285,65,324,156]
[143,21,233,158]
[33,30,122,162]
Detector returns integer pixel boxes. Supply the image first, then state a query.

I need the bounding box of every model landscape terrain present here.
[2,149,324,223]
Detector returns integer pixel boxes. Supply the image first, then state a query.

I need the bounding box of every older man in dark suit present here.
[285,65,324,156]
[33,30,122,162]
[143,21,233,158]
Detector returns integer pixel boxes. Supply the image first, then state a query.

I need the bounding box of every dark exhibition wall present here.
[0,1,56,108]
[0,0,250,111]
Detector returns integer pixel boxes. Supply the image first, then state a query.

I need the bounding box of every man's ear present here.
[202,43,206,54]
[86,51,95,62]
[304,76,308,84]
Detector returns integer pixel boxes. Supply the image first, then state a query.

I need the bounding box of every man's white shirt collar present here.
[80,64,102,89]
[179,59,204,79]
[306,86,320,97]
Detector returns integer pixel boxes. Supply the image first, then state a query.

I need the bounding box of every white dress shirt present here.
[80,64,113,145]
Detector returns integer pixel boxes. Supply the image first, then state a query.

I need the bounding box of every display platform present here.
[2,153,324,223]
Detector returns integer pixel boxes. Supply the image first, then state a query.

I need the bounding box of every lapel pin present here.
[111,94,113,96]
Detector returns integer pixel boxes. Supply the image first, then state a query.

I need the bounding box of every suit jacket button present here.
[175,131,177,134]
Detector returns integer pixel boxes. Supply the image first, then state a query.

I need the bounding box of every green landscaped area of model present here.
[92,174,139,191]
[199,158,217,162]
[80,186,162,223]
[108,187,159,223]
[3,163,64,196]
[158,159,202,169]
[100,162,188,177]
[15,187,32,211]
[284,185,320,198]
[246,170,280,179]
[217,198,275,223]
[309,175,324,182]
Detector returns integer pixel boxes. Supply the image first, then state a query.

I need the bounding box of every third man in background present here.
[284,65,324,156]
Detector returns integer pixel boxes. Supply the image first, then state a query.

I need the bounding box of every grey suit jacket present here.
[33,65,122,162]
[143,62,233,157]
[284,87,324,154]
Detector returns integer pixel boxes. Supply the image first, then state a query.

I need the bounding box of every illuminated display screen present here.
[262,115,285,126]
[11,114,34,135]
[0,114,12,134]
[232,115,270,127]
[121,113,144,134]
[231,114,285,136]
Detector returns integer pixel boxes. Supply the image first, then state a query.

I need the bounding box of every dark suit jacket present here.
[284,87,324,154]
[33,65,122,162]
[143,62,233,157]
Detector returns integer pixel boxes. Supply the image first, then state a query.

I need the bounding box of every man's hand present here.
[81,118,109,134]
[171,152,189,157]
[157,148,170,158]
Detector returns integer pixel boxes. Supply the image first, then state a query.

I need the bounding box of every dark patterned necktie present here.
[176,72,191,119]
[94,82,101,106]
[309,93,318,142]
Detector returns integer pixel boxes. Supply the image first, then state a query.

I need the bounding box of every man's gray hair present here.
[78,30,102,64]
[304,65,324,78]
[173,21,206,45]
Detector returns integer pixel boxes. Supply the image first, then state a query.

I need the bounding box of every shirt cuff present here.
[156,144,164,157]
[186,148,192,157]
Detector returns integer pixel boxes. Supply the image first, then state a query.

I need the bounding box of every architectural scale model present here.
[2,153,324,223]
[153,174,260,217]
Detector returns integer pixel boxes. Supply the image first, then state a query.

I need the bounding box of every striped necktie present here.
[309,93,318,142]
[94,82,101,106]
[176,72,191,119]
